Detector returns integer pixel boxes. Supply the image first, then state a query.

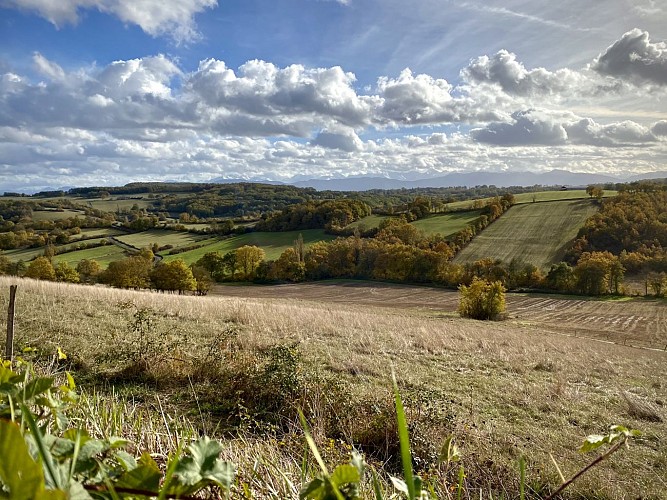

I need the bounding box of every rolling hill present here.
[453,199,600,269]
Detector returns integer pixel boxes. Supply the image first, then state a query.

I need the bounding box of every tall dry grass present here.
[1,276,666,498]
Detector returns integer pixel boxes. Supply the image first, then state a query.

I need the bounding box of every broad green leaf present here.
[0,365,19,384]
[23,377,54,401]
[331,464,360,487]
[108,436,130,449]
[43,434,75,458]
[66,480,93,500]
[299,477,325,499]
[579,434,608,453]
[170,436,235,494]
[114,450,138,471]
[74,439,109,475]
[0,419,44,499]
[116,453,162,493]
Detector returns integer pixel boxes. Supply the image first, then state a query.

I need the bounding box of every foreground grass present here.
[453,199,600,269]
[1,276,665,498]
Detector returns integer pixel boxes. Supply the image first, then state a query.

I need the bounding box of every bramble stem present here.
[545,439,625,500]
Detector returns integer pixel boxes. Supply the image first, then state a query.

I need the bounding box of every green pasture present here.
[70,228,124,240]
[81,197,153,212]
[445,189,616,210]
[412,210,481,236]
[32,209,86,221]
[4,238,114,263]
[453,199,600,269]
[345,215,388,230]
[162,229,335,264]
[513,189,617,204]
[52,244,129,268]
[115,229,214,250]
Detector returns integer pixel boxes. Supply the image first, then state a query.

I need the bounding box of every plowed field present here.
[212,281,667,350]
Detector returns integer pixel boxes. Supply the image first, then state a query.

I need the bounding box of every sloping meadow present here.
[1,276,665,498]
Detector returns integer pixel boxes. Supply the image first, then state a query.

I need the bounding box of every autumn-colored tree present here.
[195,252,227,281]
[273,248,306,282]
[25,256,56,281]
[76,259,101,283]
[376,217,421,246]
[100,256,152,288]
[545,262,575,291]
[458,278,506,320]
[647,272,666,297]
[304,241,331,280]
[235,245,265,281]
[574,251,624,295]
[150,259,196,293]
[190,265,213,295]
[54,262,80,283]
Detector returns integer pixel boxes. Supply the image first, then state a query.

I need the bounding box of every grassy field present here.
[115,229,214,250]
[31,209,86,221]
[81,197,153,211]
[52,243,129,267]
[345,214,388,230]
[70,227,124,240]
[446,190,616,210]
[1,276,665,498]
[4,237,117,263]
[453,199,600,269]
[163,228,335,263]
[411,210,481,236]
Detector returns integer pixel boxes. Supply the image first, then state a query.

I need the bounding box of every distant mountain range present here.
[24,169,667,195]
[212,169,667,192]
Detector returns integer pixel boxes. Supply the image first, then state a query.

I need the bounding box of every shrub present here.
[457,277,506,320]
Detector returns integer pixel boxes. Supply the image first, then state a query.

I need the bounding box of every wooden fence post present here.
[5,285,17,362]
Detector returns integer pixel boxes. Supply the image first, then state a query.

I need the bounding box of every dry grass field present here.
[0,277,665,498]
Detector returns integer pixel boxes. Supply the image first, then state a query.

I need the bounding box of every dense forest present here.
[566,185,667,274]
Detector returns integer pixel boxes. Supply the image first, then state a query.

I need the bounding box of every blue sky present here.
[1,0,666,191]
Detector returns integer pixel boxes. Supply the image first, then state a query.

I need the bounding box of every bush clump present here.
[457,277,506,320]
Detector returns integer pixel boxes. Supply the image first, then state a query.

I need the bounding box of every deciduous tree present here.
[25,256,56,281]
[54,262,80,283]
[458,277,506,320]
[235,245,265,281]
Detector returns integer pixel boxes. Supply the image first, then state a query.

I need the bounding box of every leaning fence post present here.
[5,285,17,362]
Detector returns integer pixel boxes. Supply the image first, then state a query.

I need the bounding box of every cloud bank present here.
[0,29,666,191]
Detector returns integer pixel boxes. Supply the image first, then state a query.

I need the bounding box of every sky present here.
[0,0,666,192]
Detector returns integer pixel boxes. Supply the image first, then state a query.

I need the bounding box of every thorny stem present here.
[545,438,625,500]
